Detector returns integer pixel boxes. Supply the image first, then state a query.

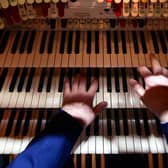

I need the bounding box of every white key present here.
[3,32,16,67]
[76,31,83,67]
[8,69,22,108]
[48,31,57,67]
[52,69,61,107]
[40,32,49,67]
[38,69,48,108]
[61,31,69,67]
[103,69,111,108]
[110,32,118,67]
[1,69,16,107]
[55,32,62,67]
[103,31,111,67]
[26,31,39,67]
[68,31,76,67]
[33,32,43,67]
[128,31,139,67]
[31,69,42,107]
[83,32,90,67]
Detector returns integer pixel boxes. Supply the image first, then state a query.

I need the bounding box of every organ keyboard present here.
[0,0,168,167]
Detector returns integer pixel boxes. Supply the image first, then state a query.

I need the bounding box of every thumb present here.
[94,101,107,114]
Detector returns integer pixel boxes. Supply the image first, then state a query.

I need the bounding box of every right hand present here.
[129,55,168,122]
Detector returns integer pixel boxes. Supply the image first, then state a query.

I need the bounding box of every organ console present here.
[0,0,168,167]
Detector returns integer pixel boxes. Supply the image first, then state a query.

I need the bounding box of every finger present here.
[78,76,87,92]
[94,101,107,114]
[72,74,80,92]
[138,66,152,78]
[63,77,70,95]
[162,67,168,77]
[88,79,98,95]
[151,56,162,75]
[129,79,145,97]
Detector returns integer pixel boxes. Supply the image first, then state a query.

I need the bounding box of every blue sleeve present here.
[161,122,168,143]
[7,109,83,168]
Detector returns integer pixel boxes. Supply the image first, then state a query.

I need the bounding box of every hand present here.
[129,55,168,122]
[62,75,107,126]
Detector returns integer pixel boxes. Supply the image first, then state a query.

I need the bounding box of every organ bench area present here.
[0,0,168,167]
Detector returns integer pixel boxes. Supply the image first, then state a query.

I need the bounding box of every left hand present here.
[62,75,107,126]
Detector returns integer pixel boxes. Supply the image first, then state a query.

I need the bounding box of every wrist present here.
[159,110,168,123]
[62,102,95,126]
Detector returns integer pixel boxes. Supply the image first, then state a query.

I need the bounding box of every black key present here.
[142,109,150,136]
[25,68,35,92]
[47,31,55,54]
[153,154,158,168]
[96,154,101,168]
[49,19,56,29]
[114,68,120,92]
[61,19,67,28]
[163,153,168,168]
[132,68,139,81]
[14,109,25,136]
[76,154,81,168]
[59,31,66,54]
[0,109,4,122]
[86,154,92,168]
[106,109,112,136]
[22,109,32,136]
[75,31,80,54]
[133,109,141,136]
[9,68,20,92]
[93,68,99,92]
[165,31,168,41]
[35,110,44,135]
[122,109,129,135]
[0,155,10,168]
[106,31,111,54]
[139,31,147,54]
[19,31,29,53]
[67,31,73,54]
[0,68,8,91]
[27,30,36,54]
[11,31,21,54]
[94,116,99,135]
[113,31,119,54]
[0,30,4,38]
[150,31,159,54]
[121,31,127,54]
[39,31,47,54]
[110,19,116,28]
[5,109,16,136]
[114,109,120,135]
[95,31,99,54]
[106,68,112,92]
[46,68,54,92]
[121,68,128,92]
[45,109,53,125]
[157,31,167,54]
[0,31,10,53]
[138,19,145,28]
[154,115,163,136]
[67,68,73,89]
[87,68,91,91]
[87,31,91,54]
[17,68,28,92]
[58,69,65,92]
[38,68,46,92]
[132,31,139,54]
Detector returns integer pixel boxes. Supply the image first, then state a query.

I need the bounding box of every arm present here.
[129,54,168,141]
[8,75,107,168]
